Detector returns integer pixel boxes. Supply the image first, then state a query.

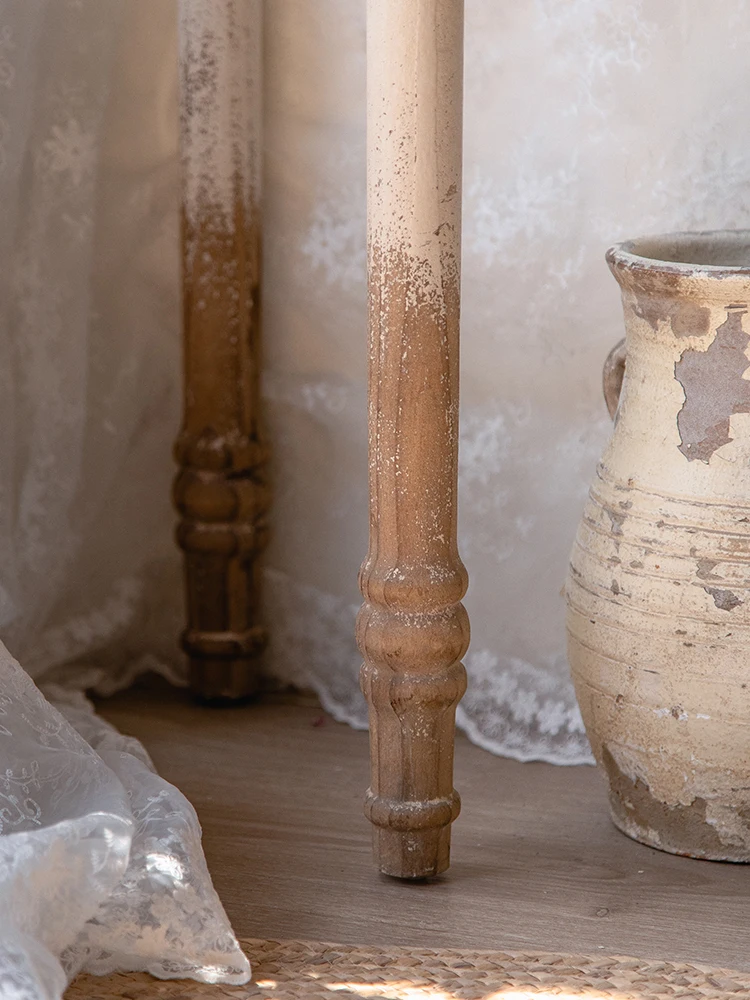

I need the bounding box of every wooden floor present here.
[99,684,750,972]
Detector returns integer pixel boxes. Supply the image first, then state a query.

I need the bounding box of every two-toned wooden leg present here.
[174,0,268,701]
[357,0,469,878]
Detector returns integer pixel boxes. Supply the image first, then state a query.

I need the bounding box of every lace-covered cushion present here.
[54,693,251,985]
[0,647,249,997]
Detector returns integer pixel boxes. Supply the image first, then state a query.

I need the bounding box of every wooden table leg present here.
[174,0,268,701]
[357,0,469,879]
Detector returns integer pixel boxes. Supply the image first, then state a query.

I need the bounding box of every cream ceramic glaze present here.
[567,231,750,861]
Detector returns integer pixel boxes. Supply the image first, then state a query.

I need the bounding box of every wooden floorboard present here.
[99,686,750,971]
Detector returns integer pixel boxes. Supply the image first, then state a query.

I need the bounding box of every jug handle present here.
[603,338,626,420]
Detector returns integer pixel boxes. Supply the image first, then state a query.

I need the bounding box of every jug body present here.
[567,231,750,860]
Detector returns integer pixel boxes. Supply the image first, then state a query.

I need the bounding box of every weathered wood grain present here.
[175,1,268,700]
[357,0,469,879]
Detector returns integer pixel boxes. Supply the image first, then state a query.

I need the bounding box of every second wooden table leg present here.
[174,0,267,701]
[357,0,469,879]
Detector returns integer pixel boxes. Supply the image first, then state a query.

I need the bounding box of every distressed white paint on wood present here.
[357,0,469,879]
[175,0,267,701]
[178,0,261,232]
[367,0,463,303]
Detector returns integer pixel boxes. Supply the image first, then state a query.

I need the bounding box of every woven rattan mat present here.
[66,937,750,999]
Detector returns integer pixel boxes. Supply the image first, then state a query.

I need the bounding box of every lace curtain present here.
[3,0,750,992]
[0,2,249,995]
[261,0,750,763]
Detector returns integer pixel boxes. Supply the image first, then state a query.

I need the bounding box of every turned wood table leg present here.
[357,0,469,878]
[174,0,268,701]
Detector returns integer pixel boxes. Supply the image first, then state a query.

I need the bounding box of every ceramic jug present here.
[567,231,750,861]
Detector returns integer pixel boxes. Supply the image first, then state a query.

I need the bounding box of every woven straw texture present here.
[65,937,750,999]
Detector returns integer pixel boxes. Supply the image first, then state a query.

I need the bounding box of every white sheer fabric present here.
[0,0,184,689]
[0,1,248,994]
[0,643,250,998]
[4,0,750,991]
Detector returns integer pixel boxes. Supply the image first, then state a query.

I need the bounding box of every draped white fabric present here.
[1,650,251,997]
[3,0,750,991]
[0,1,249,994]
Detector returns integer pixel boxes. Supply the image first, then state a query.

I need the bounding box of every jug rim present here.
[607,230,750,277]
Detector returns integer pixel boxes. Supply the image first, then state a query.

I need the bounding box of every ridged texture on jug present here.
[567,232,750,861]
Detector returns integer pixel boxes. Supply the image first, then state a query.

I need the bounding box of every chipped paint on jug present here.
[567,231,750,861]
